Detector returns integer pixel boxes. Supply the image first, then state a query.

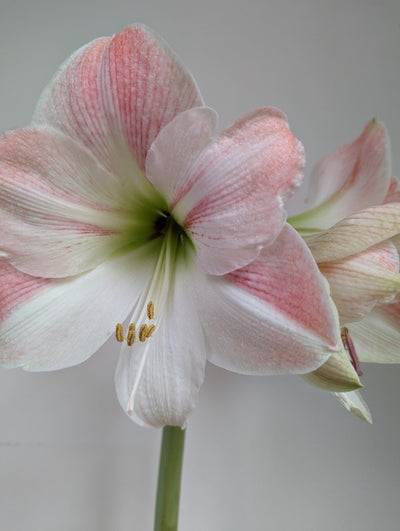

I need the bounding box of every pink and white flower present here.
[290,120,400,422]
[0,25,342,427]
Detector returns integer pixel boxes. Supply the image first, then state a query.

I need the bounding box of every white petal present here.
[333,390,372,423]
[319,240,400,323]
[0,245,157,371]
[308,203,400,263]
[115,256,206,428]
[348,303,400,363]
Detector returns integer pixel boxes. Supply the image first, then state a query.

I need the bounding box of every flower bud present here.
[301,343,362,392]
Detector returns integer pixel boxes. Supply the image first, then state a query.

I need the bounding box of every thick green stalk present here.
[154,426,186,531]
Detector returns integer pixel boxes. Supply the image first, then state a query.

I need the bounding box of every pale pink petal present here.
[194,225,339,374]
[292,120,390,231]
[172,108,305,275]
[115,256,206,428]
[349,302,400,363]
[33,24,203,177]
[308,203,400,263]
[384,177,400,203]
[145,107,217,206]
[0,259,51,325]
[0,127,138,278]
[320,241,400,323]
[0,245,156,370]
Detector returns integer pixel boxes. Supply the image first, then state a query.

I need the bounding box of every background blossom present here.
[290,120,400,421]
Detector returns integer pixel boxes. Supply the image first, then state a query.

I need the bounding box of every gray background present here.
[1,1,400,530]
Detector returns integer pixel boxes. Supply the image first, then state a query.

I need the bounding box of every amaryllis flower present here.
[0,25,342,428]
[290,120,400,422]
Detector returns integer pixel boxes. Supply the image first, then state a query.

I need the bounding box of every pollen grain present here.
[115,323,124,343]
[127,323,136,346]
[139,324,148,342]
[147,301,155,320]
[146,324,156,338]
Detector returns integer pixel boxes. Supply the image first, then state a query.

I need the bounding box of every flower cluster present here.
[0,24,397,427]
[290,120,400,421]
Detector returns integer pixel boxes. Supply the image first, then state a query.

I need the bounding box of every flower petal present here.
[301,348,362,392]
[145,106,218,206]
[319,241,400,323]
[194,225,339,374]
[172,108,305,275]
[348,302,400,363]
[333,390,372,423]
[0,127,139,277]
[384,178,400,203]
[308,203,400,263]
[0,245,156,371]
[115,257,206,428]
[291,120,390,231]
[33,24,203,176]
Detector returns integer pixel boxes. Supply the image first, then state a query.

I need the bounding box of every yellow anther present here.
[147,301,155,320]
[146,324,156,338]
[115,323,124,343]
[127,323,136,346]
[139,324,148,342]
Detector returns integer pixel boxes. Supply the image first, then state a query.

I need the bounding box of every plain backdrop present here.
[1,1,400,530]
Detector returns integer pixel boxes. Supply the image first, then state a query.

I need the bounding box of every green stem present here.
[154,426,186,531]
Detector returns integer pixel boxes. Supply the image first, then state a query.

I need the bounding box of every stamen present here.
[146,324,156,338]
[139,324,148,342]
[125,220,177,416]
[341,327,363,376]
[127,323,136,346]
[115,323,124,343]
[147,301,155,320]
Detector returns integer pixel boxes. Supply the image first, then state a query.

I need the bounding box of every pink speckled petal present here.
[194,224,339,374]
[292,120,390,232]
[320,241,400,323]
[33,25,203,178]
[0,127,137,278]
[0,245,154,370]
[173,108,305,275]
